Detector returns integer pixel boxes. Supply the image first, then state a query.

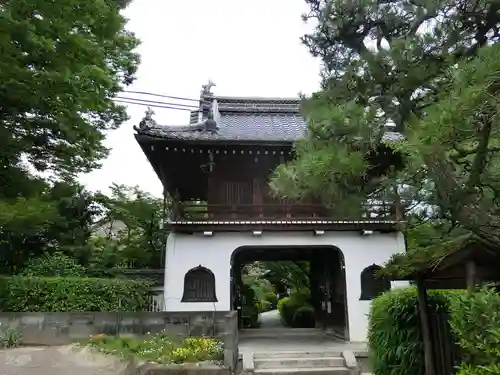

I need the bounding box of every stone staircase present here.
[248,350,358,375]
[239,328,366,375]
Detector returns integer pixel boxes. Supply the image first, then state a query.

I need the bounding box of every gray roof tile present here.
[136,96,402,143]
[143,113,306,142]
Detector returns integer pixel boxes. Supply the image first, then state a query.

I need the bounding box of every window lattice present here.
[359,264,390,301]
[181,266,218,302]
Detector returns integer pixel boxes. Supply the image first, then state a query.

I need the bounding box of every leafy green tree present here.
[262,261,310,291]
[241,263,275,308]
[240,260,310,313]
[0,181,103,273]
[90,184,168,269]
[0,0,139,180]
[0,0,139,272]
[271,0,500,245]
[20,252,86,277]
[44,182,104,262]
[405,217,468,252]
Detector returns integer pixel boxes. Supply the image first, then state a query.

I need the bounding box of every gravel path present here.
[259,309,284,328]
[0,344,130,375]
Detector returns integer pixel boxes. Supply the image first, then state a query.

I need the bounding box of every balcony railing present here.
[171,202,395,222]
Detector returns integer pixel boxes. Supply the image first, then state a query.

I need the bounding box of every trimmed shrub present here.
[241,283,256,306]
[278,289,311,326]
[368,287,456,375]
[0,276,151,312]
[241,304,260,328]
[449,286,500,375]
[0,276,8,299]
[255,299,271,313]
[20,252,86,277]
[277,296,292,324]
[291,288,311,304]
[292,305,315,328]
[265,292,278,310]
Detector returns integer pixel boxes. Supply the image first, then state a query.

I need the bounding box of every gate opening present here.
[230,245,349,340]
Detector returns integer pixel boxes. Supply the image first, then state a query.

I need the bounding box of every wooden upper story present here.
[134,85,403,231]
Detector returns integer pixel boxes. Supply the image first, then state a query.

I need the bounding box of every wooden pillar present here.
[417,278,435,375]
[171,190,181,220]
[465,260,476,292]
[310,254,321,326]
[252,177,263,217]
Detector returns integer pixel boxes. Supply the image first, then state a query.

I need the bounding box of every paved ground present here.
[0,320,367,374]
[0,344,130,375]
[239,322,367,356]
[239,335,367,354]
[258,309,283,328]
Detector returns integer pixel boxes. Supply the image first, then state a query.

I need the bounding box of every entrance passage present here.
[231,246,348,340]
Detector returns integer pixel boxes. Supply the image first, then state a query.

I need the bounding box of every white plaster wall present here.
[163,230,408,342]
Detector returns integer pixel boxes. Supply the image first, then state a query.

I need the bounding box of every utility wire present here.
[116,96,199,109]
[122,90,199,102]
[114,99,196,111]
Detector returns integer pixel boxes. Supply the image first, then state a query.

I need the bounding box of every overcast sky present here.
[79,0,321,197]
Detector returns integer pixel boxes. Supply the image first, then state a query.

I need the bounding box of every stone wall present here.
[220,311,238,372]
[0,311,235,346]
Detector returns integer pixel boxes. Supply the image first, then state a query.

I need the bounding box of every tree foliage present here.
[271,0,500,245]
[20,252,86,277]
[0,181,167,274]
[90,184,167,269]
[450,286,500,374]
[1,275,150,312]
[0,0,139,179]
[0,180,103,273]
[0,0,141,273]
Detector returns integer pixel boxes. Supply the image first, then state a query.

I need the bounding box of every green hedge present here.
[20,252,86,277]
[278,289,311,327]
[241,305,260,328]
[292,305,315,328]
[369,286,500,375]
[368,287,457,375]
[265,292,278,310]
[0,276,151,312]
[449,287,500,375]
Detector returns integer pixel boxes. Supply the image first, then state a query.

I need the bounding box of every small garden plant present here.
[85,333,223,365]
[0,323,22,348]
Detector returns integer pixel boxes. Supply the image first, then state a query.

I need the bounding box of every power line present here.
[122,90,199,102]
[115,96,199,109]
[114,99,195,111]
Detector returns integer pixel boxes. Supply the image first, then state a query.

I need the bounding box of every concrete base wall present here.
[0,311,239,372]
[128,363,231,375]
[0,311,229,344]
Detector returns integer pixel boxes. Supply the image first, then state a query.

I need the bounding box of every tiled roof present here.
[141,112,307,142]
[135,95,401,143]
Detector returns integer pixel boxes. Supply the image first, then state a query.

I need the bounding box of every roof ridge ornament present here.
[200,80,219,132]
[201,80,216,97]
[134,107,157,132]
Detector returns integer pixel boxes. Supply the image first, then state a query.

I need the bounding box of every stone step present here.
[254,351,342,359]
[239,328,324,338]
[255,367,351,375]
[254,356,345,369]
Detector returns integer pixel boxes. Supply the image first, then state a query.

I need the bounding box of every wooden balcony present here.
[172,202,395,222]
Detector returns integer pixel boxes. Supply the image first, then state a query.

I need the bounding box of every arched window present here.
[359,264,390,301]
[181,266,218,302]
